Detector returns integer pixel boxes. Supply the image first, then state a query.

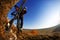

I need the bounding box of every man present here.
[11,5,27,32]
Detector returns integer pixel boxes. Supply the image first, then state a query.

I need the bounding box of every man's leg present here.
[20,17,23,28]
[17,18,20,33]
[5,18,15,31]
[17,16,23,33]
[18,17,23,33]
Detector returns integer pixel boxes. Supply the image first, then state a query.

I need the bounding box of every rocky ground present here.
[0,27,60,40]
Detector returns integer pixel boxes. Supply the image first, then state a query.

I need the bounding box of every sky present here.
[8,0,60,29]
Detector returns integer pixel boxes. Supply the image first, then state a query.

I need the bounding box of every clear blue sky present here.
[8,0,60,29]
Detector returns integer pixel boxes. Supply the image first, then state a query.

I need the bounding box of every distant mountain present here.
[23,24,60,35]
[53,24,60,32]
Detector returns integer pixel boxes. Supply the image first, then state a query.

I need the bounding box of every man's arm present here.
[11,11,16,16]
[21,7,27,15]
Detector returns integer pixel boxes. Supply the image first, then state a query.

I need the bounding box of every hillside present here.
[0,0,19,40]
